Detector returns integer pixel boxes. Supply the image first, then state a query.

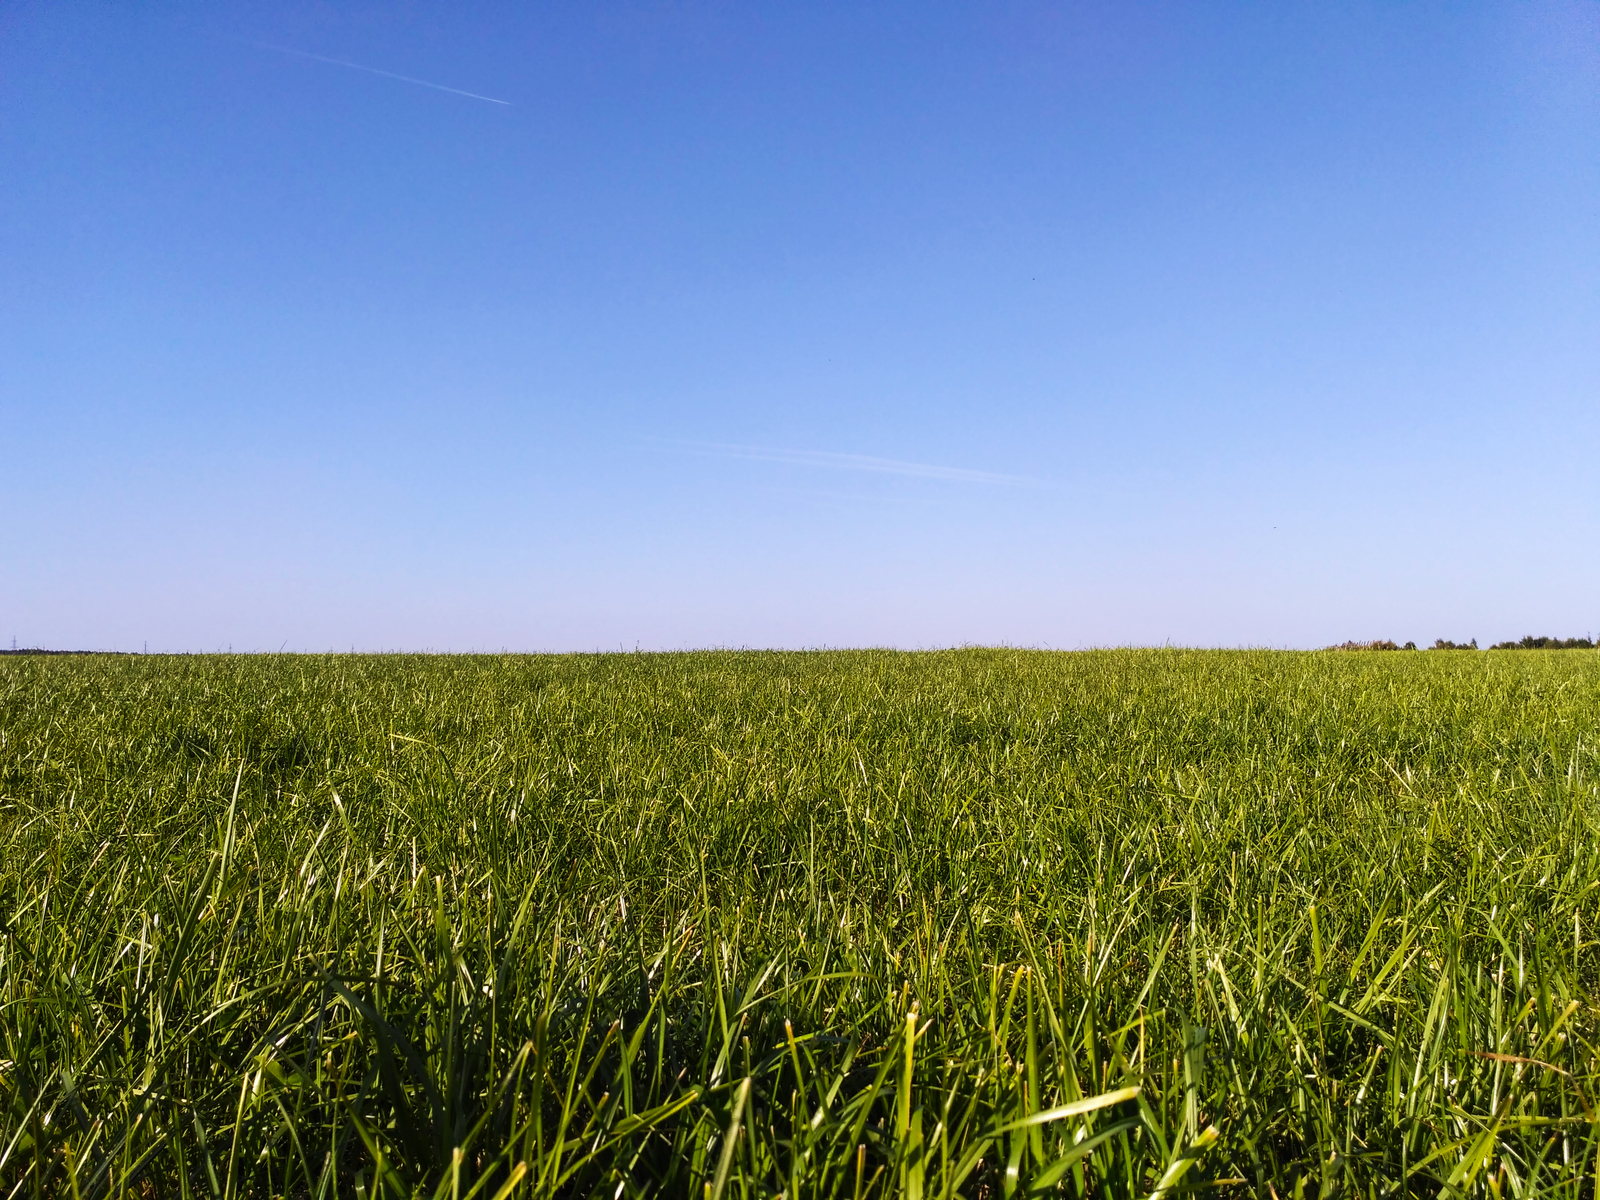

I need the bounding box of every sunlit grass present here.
[2,648,1599,1198]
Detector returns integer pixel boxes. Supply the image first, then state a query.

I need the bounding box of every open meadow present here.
[3,648,1600,1199]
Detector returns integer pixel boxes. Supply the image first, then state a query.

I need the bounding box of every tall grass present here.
[2,648,1599,1198]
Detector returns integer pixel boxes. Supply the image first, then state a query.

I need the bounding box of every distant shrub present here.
[1431,639,1477,650]
[1328,639,1405,651]
[1489,635,1596,650]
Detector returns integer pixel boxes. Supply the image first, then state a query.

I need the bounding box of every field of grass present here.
[3,648,1600,1199]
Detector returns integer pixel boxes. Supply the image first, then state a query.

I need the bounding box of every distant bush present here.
[1324,637,1597,652]
[1489,635,1596,650]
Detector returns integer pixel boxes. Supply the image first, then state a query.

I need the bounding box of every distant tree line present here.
[1328,636,1594,652]
[0,648,124,656]
[1487,635,1596,650]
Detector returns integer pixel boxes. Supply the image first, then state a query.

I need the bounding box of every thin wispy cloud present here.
[674,441,1041,486]
[241,40,511,106]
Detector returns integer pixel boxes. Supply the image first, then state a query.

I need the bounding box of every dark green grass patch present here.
[2,648,1599,1198]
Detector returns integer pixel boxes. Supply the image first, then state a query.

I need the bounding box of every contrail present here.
[242,39,511,105]
[673,440,1040,486]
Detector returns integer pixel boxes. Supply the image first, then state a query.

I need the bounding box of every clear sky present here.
[3,2,1596,652]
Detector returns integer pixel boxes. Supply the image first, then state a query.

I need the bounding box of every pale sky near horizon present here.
[2,2,1597,652]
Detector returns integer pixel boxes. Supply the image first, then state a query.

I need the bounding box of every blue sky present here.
[2,1,1596,651]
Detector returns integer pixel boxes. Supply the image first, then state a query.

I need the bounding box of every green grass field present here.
[3,649,1599,1199]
